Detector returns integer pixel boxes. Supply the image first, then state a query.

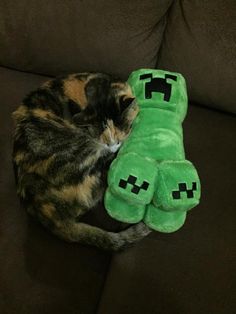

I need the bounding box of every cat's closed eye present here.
[119,95,135,111]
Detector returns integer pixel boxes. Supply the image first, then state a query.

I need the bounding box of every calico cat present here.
[12,73,151,251]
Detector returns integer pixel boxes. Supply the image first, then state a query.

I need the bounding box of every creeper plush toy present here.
[104,69,201,232]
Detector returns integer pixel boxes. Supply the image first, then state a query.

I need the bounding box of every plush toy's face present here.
[127,69,188,121]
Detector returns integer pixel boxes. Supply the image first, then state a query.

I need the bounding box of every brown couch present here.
[0,1,235,313]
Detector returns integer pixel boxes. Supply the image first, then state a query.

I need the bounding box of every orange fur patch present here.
[63,78,88,110]
[31,108,76,129]
[41,203,56,219]
[12,105,28,122]
[111,82,134,99]
[27,155,55,175]
[51,175,98,207]
[31,108,57,120]
[14,151,27,164]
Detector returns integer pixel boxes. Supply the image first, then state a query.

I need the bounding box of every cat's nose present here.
[109,141,121,153]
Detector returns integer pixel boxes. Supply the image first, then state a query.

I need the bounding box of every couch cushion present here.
[97,105,236,314]
[0,67,115,314]
[0,0,172,78]
[158,0,236,114]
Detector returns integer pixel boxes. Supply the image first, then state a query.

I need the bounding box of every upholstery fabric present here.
[158,0,236,113]
[0,1,235,313]
[0,0,172,78]
[98,104,236,314]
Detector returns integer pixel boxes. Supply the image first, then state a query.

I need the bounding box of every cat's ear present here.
[119,96,135,112]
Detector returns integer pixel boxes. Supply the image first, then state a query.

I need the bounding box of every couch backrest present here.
[0,0,171,77]
[0,0,235,113]
[158,0,236,114]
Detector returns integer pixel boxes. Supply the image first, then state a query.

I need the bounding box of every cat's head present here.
[73,74,139,153]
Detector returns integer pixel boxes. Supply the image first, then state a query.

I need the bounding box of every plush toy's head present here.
[128,69,188,122]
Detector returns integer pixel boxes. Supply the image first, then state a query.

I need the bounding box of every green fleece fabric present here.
[104,69,201,232]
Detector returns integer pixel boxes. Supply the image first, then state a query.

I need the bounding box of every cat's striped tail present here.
[52,220,152,251]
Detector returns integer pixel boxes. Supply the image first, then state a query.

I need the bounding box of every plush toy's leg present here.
[144,160,201,232]
[105,188,146,223]
[104,152,157,223]
[145,204,187,233]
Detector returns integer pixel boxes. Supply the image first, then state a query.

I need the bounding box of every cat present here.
[12,72,151,251]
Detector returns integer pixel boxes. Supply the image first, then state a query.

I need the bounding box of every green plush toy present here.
[104,69,201,232]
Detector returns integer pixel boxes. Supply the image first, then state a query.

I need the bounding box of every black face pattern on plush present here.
[119,175,149,195]
[172,182,197,199]
[140,73,177,101]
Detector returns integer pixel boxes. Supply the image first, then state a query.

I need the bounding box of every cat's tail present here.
[52,220,152,251]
